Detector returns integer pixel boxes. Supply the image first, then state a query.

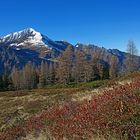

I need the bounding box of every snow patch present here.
[16,48,21,51]
[76,44,79,48]
[9,43,18,46]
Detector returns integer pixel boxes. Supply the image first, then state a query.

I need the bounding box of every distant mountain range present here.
[0,28,72,73]
[0,28,136,74]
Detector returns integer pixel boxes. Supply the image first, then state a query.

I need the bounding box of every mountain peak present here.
[25,27,36,32]
[0,28,69,51]
[21,27,40,36]
[2,27,37,39]
[0,27,47,47]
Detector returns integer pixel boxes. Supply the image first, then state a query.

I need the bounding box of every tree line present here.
[0,40,139,91]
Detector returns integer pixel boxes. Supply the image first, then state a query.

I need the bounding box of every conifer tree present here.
[39,61,49,88]
[56,45,74,84]
[48,62,56,84]
[11,66,21,90]
[74,49,92,82]
[125,40,138,72]
[109,55,118,79]
[0,76,3,90]
[1,63,11,90]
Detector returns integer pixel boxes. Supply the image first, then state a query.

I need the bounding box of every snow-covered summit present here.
[0,28,49,47]
[0,28,68,50]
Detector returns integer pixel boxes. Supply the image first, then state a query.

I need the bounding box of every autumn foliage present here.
[1,76,140,139]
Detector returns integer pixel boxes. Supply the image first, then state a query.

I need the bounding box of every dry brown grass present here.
[0,87,87,131]
[0,77,134,139]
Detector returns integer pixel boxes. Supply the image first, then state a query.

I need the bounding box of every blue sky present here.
[0,0,140,52]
